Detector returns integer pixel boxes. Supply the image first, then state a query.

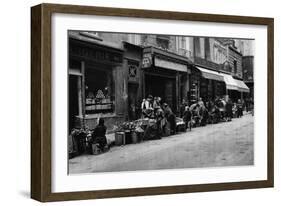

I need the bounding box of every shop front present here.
[142,47,191,114]
[221,73,250,102]
[68,33,126,133]
[194,66,226,103]
[123,42,143,121]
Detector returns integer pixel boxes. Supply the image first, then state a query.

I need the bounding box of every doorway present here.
[145,74,176,112]
[128,83,139,120]
[68,75,79,133]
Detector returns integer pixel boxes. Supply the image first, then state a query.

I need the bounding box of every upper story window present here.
[213,43,227,64]
[194,37,205,59]
[177,37,192,58]
[156,35,170,50]
[179,37,186,49]
[128,34,141,45]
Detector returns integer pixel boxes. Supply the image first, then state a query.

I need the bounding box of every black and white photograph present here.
[67,31,255,174]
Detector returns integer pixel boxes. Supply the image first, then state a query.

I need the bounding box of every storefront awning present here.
[196,66,224,82]
[234,79,250,93]
[221,73,238,90]
[221,73,250,93]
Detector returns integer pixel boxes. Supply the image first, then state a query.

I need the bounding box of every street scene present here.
[69,114,253,173]
[68,31,254,174]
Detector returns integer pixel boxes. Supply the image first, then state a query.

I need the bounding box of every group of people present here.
[92,96,250,150]
[141,95,177,139]
[140,94,250,140]
[180,96,247,129]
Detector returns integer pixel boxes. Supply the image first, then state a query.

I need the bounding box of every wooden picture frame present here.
[31,3,274,202]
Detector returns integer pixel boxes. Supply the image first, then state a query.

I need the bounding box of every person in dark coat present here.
[143,119,160,140]
[237,99,243,118]
[183,106,192,130]
[163,103,176,135]
[179,99,187,118]
[92,118,108,152]
[225,98,233,121]
[199,106,209,126]
[211,105,221,124]
[155,106,164,138]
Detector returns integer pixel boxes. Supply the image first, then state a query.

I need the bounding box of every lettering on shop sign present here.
[69,44,123,64]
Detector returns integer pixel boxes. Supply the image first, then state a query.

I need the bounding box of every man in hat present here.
[141,95,153,118]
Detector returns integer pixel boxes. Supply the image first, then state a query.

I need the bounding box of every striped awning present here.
[196,66,224,82]
[221,73,238,90]
[234,79,250,93]
[221,73,250,93]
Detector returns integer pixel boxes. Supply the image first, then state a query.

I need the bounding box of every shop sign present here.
[194,56,220,71]
[154,57,187,72]
[142,53,152,68]
[69,43,123,64]
[128,64,139,83]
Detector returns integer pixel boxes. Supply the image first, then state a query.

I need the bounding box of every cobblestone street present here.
[69,114,254,174]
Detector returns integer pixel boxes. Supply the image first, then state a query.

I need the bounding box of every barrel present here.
[124,130,132,144]
[131,131,138,144]
[115,132,125,146]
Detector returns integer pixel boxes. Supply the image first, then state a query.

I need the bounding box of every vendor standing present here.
[237,99,243,118]
[155,105,165,137]
[225,98,233,121]
[183,106,192,130]
[141,95,154,118]
[163,103,176,135]
[179,99,188,118]
[153,96,161,114]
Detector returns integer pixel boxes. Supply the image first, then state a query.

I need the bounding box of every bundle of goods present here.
[143,119,160,140]
[114,119,148,145]
[176,117,186,132]
[68,128,93,157]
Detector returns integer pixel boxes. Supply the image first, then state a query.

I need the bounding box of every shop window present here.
[85,67,115,114]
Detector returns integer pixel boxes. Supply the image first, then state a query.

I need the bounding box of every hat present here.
[147,95,153,99]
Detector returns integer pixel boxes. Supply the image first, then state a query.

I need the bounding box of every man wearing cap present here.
[141,95,153,118]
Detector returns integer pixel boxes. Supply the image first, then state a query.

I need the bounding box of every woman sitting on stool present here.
[91,118,108,152]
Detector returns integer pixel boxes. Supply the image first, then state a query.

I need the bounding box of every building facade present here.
[242,56,254,99]
[192,37,227,102]
[191,37,249,103]
[68,31,251,132]
[235,39,255,100]
[68,32,194,132]
[68,31,143,132]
